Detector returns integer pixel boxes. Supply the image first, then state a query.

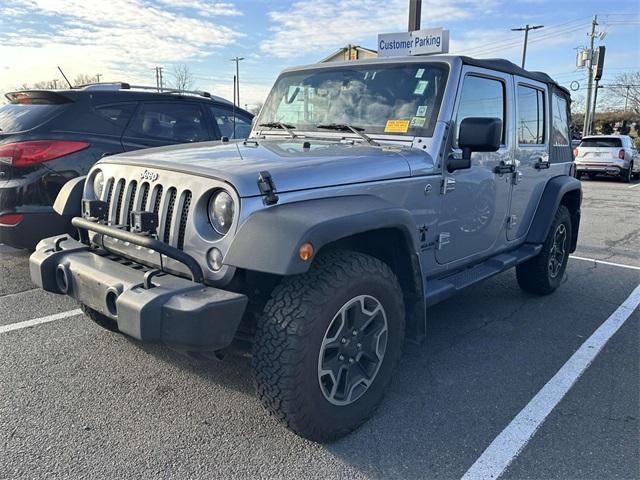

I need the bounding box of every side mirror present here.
[449,117,502,172]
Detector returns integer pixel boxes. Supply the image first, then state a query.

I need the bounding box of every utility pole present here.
[155,67,159,92]
[95,73,102,83]
[583,15,598,137]
[511,24,544,68]
[591,84,602,131]
[158,67,164,91]
[624,85,630,111]
[408,0,421,31]
[230,57,244,107]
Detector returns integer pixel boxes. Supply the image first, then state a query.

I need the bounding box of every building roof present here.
[320,45,378,63]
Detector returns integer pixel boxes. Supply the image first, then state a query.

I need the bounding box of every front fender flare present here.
[225,196,419,275]
[53,176,86,216]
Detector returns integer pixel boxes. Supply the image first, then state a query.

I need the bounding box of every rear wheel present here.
[621,163,633,183]
[517,205,572,295]
[252,250,405,442]
[80,304,119,332]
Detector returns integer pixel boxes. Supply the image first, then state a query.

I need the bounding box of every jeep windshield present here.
[256,62,449,138]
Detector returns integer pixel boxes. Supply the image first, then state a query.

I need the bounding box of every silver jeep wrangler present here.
[30,55,581,442]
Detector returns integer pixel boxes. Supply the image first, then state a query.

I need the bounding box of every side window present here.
[209,106,252,139]
[94,104,136,130]
[125,102,207,143]
[456,75,505,145]
[551,94,570,147]
[517,85,545,144]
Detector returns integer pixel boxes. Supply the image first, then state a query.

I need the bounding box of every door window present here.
[125,102,207,143]
[551,94,570,147]
[209,106,252,139]
[517,85,545,144]
[456,75,505,144]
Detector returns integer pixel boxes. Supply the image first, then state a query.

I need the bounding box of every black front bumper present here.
[30,235,248,352]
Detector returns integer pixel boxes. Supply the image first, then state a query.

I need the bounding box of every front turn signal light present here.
[299,242,314,261]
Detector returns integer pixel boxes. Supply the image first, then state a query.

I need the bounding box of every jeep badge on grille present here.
[140,169,159,182]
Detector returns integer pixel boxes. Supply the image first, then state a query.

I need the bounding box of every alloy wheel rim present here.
[548,223,567,279]
[317,295,388,406]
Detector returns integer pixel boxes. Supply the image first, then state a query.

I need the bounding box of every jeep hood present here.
[104,138,425,197]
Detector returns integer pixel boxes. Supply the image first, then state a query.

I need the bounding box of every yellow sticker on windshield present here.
[384,119,410,133]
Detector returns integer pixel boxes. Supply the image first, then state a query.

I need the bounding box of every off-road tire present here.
[621,163,632,183]
[80,304,119,332]
[252,250,405,442]
[516,205,572,295]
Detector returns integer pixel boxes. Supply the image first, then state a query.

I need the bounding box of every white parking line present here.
[0,309,83,334]
[570,255,640,271]
[461,283,640,480]
[628,182,640,188]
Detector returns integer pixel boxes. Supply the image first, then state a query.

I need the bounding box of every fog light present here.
[299,242,314,261]
[207,247,224,271]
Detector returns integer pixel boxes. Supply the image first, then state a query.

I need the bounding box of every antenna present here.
[57,66,73,88]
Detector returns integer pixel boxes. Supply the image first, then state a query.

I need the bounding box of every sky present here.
[0,0,638,110]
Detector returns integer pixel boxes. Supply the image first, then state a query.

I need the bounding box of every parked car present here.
[574,134,639,182]
[0,84,253,249]
[30,56,581,441]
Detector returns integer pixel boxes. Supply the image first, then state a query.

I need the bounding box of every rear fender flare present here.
[526,175,582,248]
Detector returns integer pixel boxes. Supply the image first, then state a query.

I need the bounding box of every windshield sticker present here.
[414,80,429,95]
[410,117,426,128]
[416,105,428,117]
[384,119,410,133]
[415,68,425,78]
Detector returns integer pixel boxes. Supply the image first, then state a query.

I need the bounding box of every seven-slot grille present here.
[102,176,192,250]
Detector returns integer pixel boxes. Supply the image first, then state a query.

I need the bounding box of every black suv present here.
[0,85,253,249]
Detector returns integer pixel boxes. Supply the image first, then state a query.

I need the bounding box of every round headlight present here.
[92,170,104,198]
[208,190,235,235]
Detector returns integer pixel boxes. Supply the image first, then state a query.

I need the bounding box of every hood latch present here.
[257,171,279,206]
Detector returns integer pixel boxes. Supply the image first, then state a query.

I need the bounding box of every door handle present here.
[494,161,515,174]
[534,158,550,169]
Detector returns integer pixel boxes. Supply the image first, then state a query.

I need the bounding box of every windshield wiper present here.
[316,123,380,146]
[258,122,297,139]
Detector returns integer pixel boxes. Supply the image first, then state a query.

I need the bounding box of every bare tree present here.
[73,73,100,87]
[170,64,195,92]
[605,71,640,114]
[250,103,263,115]
[15,73,99,91]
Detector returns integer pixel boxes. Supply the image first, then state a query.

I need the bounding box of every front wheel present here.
[252,250,405,442]
[516,205,572,295]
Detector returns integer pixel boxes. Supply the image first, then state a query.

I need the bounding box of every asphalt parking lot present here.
[1,177,638,480]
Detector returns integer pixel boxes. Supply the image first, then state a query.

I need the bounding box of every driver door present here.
[435,68,514,266]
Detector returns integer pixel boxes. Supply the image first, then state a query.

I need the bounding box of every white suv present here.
[575,135,639,182]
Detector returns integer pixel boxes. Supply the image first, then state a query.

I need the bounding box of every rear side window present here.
[94,104,135,129]
[125,102,208,143]
[579,137,622,148]
[0,104,65,133]
[551,94,570,147]
[209,106,252,139]
[517,85,545,144]
[456,75,505,144]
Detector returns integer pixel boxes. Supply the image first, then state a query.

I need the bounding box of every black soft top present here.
[459,56,570,96]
